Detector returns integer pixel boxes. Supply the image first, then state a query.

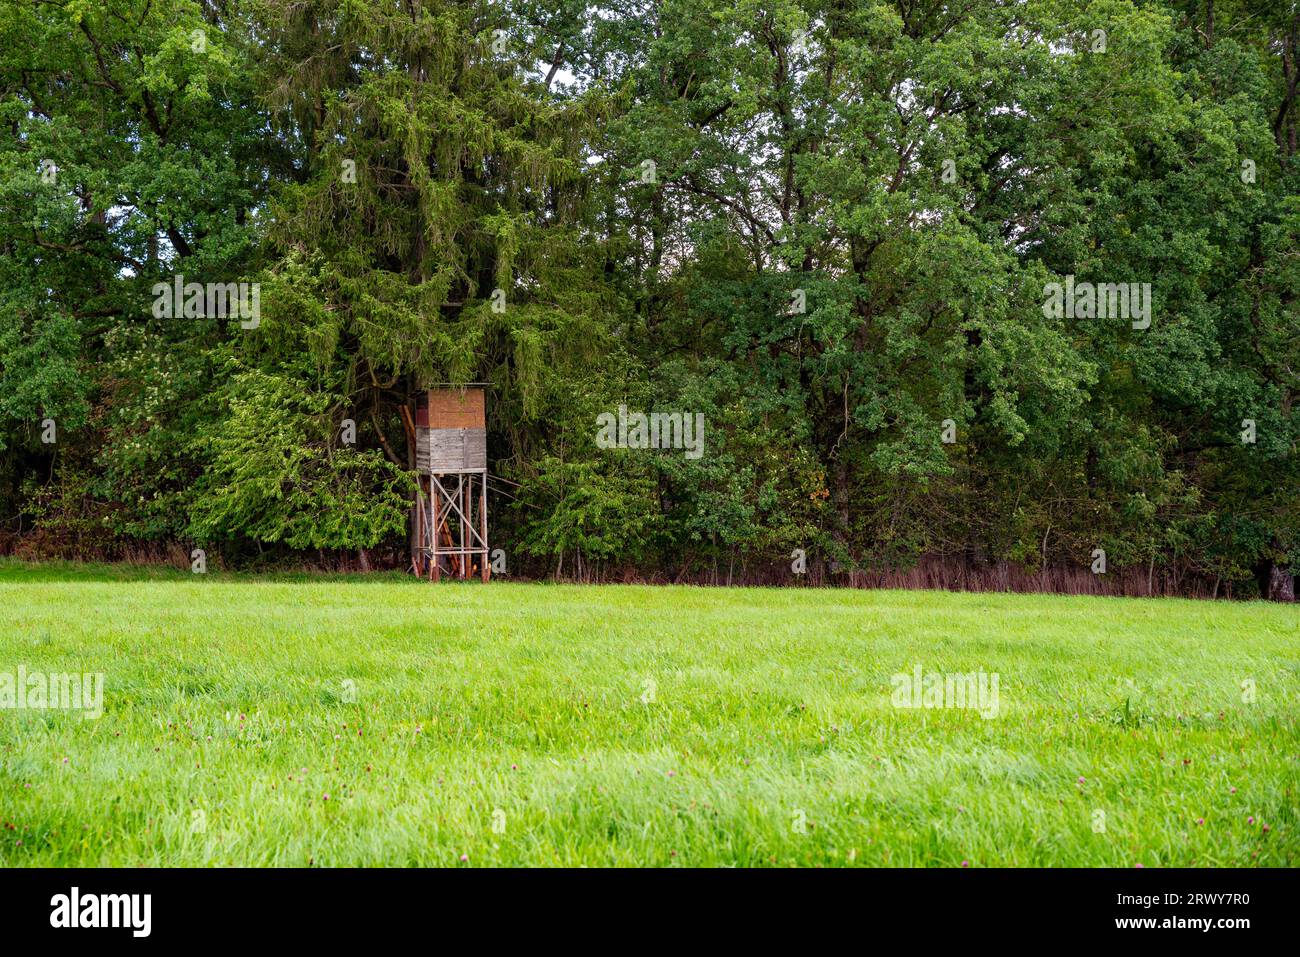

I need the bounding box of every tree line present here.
[2,0,1298,599]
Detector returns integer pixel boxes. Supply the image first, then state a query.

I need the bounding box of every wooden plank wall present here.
[416,427,487,473]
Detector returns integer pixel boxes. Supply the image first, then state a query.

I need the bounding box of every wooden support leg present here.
[413,478,425,578]
[460,478,469,580]
[480,474,489,583]
[430,479,441,582]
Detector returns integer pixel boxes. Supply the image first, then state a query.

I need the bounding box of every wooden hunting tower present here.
[411,386,489,582]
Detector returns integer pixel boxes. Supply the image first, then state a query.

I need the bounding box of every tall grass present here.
[0,560,1296,866]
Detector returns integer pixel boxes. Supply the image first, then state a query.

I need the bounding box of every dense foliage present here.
[2,0,1297,597]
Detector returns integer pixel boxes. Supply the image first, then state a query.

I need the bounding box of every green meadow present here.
[0,560,1296,867]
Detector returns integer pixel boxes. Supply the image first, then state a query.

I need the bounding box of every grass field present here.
[0,559,1296,867]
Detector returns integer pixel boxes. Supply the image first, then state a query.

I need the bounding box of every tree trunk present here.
[1268,563,1295,602]
[401,396,420,575]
